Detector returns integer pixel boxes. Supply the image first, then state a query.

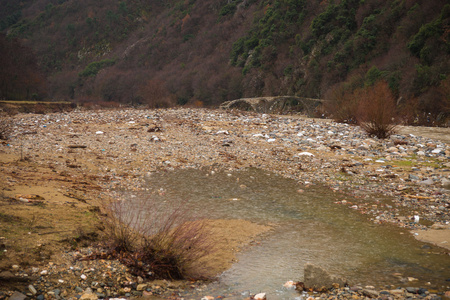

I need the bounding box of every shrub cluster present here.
[325,80,398,139]
[100,196,215,280]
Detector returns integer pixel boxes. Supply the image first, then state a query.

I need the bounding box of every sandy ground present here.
[412,228,450,251]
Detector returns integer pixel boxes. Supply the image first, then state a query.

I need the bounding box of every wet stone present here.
[9,292,26,300]
[406,287,419,294]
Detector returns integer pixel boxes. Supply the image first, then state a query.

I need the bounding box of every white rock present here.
[95,131,103,135]
[254,292,266,300]
[297,152,314,157]
[267,138,276,142]
[81,274,87,280]
[431,148,443,154]
[283,280,297,289]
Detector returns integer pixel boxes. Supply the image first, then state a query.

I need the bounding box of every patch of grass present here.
[390,156,443,169]
[390,160,415,168]
[335,172,352,181]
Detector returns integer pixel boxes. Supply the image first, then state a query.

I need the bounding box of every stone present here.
[136,283,147,291]
[254,292,266,300]
[387,147,398,153]
[9,292,27,300]
[80,293,98,300]
[431,148,443,154]
[406,287,419,293]
[303,263,347,291]
[389,289,405,296]
[28,285,37,295]
[362,289,379,298]
[431,223,449,230]
[409,174,420,180]
[297,151,314,157]
[442,178,450,188]
[419,178,434,185]
[283,280,297,289]
[201,296,214,300]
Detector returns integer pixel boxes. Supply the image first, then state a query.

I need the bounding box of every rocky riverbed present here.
[0,108,449,300]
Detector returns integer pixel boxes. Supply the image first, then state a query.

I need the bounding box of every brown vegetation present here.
[356,81,398,139]
[100,197,215,280]
[1,0,448,124]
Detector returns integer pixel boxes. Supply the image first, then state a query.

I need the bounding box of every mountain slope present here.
[1,0,449,122]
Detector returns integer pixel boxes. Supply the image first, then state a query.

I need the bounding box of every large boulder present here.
[303,263,347,291]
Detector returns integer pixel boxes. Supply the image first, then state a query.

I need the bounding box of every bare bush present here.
[100,196,215,280]
[324,84,359,124]
[139,79,176,108]
[357,81,398,139]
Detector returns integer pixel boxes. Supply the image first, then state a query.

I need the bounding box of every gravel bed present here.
[1,108,449,300]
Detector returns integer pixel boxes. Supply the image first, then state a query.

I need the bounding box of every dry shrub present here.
[323,84,359,123]
[139,79,176,108]
[101,196,214,280]
[356,81,397,139]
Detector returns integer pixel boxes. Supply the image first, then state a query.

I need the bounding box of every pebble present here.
[254,292,267,300]
[9,292,26,300]
[28,285,37,295]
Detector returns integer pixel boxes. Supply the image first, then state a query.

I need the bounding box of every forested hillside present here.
[1,0,449,124]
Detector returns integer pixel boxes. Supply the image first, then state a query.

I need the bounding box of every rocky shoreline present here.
[0,107,449,299]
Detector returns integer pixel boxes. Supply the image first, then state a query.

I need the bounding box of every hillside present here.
[0,0,449,124]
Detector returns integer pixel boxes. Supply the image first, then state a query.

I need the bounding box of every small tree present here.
[357,81,397,139]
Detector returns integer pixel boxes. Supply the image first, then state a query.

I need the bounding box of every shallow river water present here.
[135,168,450,299]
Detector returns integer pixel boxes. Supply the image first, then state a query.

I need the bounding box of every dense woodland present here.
[0,0,449,125]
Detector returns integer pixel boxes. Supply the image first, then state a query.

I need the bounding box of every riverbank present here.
[0,108,449,299]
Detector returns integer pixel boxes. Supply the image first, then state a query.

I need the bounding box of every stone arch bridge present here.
[219,96,329,115]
